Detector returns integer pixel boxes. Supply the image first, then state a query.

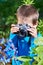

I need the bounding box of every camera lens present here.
[18,24,31,37]
[18,28,26,37]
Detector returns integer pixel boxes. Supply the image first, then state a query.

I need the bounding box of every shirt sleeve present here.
[9,33,17,40]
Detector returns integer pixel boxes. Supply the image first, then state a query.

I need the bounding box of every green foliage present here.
[37,60,43,65]
[37,19,43,36]
[33,37,43,65]
[22,0,34,5]
[34,37,43,45]
[17,56,31,65]
[33,46,43,65]
[34,0,43,17]
[0,0,22,37]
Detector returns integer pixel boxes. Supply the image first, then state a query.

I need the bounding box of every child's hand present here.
[27,27,37,38]
[11,24,19,33]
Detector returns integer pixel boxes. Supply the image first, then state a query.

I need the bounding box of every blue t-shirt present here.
[9,32,41,57]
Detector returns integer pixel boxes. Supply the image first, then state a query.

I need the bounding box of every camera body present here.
[17,24,31,37]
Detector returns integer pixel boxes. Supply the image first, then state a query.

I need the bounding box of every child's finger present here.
[27,27,37,32]
[29,31,37,37]
[27,28,34,32]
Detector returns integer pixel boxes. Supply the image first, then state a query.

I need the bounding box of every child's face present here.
[16,14,38,37]
[18,15,38,28]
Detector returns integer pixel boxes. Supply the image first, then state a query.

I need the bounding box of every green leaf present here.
[36,46,43,59]
[22,61,30,65]
[22,0,34,5]
[17,56,32,62]
[32,61,38,65]
[38,60,43,65]
[34,37,43,45]
[34,56,40,62]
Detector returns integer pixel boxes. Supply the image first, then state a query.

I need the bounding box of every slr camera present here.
[17,24,31,37]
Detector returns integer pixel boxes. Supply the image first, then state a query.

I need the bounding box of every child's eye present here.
[19,24,22,26]
[26,24,28,27]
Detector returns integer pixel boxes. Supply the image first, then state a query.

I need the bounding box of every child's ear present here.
[33,21,38,28]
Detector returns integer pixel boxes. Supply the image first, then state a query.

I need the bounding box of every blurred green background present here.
[0,0,43,38]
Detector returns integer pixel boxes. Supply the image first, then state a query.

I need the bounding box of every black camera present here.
[17,24,31,37]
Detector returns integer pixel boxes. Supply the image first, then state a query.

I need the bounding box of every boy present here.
[9,4,41,65]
